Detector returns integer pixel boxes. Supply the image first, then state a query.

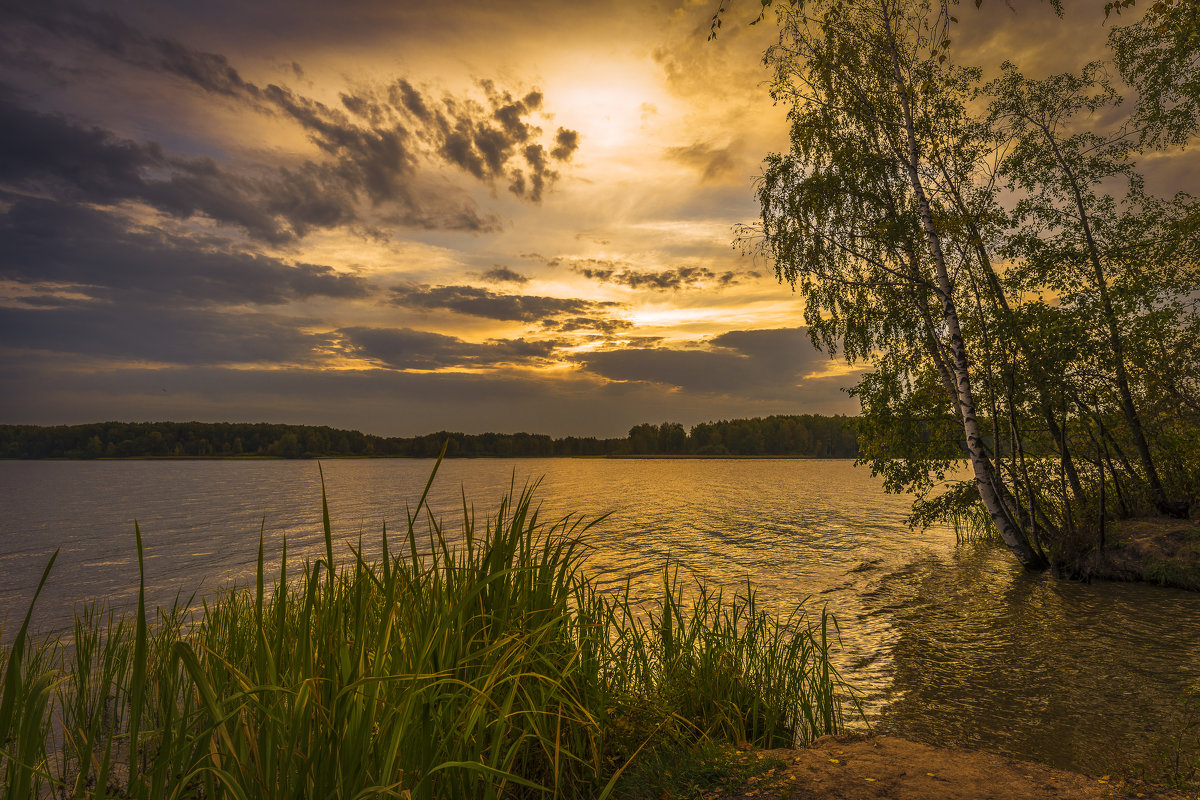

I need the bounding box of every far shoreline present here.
[0,453,840,461]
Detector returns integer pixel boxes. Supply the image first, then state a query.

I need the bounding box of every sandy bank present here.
[706,734,1197,800]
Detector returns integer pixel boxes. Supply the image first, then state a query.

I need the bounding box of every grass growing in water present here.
[0,457,853,799]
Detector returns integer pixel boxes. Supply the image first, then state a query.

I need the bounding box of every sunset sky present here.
[1,0,1188,437]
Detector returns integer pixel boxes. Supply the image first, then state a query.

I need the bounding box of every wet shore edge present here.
[702,733,1199,800]
[1061,517,1200,591]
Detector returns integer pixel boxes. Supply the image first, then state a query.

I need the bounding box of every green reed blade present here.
[0,548,57,745]
[255,517,265,633]
[318,461,335,582]
[126,522,149,795]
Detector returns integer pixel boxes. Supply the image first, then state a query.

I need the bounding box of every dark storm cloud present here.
[0,301,332,365]
[390,283,623,323]
[391,80,431,121]
[709,328,828,372]
[577,327,842,397]
[0,1,265,102]
[0,91,270,238]
[0,1,580,236]
[571,262,757,291]
[0,197,371,305]
[263,84,419,205]
[580,348,746,394]
[0,92,307,242]
[478,266,530,284]
[338,326,560,370]
[258,83,507,231]
[0,86,501,239]
[0,91,159,200]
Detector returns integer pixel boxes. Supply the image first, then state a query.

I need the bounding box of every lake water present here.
[2,458,1199,775]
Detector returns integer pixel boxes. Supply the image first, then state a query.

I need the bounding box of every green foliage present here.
[1109,0,1200,147]
[0,461,853,798]
[612,742,785,800]
[739,0,1199,567]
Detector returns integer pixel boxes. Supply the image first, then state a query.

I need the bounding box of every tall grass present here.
[0,457,853,799]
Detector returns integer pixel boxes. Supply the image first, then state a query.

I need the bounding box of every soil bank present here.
[707,735,1198,800]
[1078,517,1200,591]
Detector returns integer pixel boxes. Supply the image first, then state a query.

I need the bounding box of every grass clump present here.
[611,740,787,800]
[0,456,853,799]
[1143,557,1200,592]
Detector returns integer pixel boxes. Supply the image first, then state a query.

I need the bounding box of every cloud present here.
[551,128,579,161]
[539,316,635,335]
[0,197,372,305]
[338,326,560,369]
[664,140,740,182]
[416,80,573,202]
[270,76,581,205]
[1,2,266,102]
[0,301,332,365]
[390,283,623,323]
[576,327,847,398]
[0,85,504,240]
[0,0,871,434]
[571,261,758,291]
[0,90,157,197]
[1,2,581,235]
[0,358,858,437]
[0,91,293,243]
[262,83,421,206]
[478,266,530,284]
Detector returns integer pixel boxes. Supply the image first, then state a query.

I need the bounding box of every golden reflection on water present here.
[870,542,1200,772]
[2,458,1199,774]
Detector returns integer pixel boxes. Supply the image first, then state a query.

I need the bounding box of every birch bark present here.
[878,0,1047,568]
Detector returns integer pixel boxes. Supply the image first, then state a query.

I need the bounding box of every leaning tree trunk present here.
[880,0,1048,569]
[1040,129,1179,516]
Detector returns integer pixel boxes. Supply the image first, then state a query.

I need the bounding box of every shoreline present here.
[0,453,840,461]
[1071,517,1200,592]
[703,734,1198,800]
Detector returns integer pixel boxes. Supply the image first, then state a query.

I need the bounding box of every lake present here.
[2,457,1199,775]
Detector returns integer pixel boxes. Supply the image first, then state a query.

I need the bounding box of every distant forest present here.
[0,416,860,460]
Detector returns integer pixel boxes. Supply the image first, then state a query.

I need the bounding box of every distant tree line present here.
[627,415,857,456]
[0,415,860,460]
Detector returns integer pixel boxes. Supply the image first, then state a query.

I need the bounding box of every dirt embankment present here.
[707,735,1198,800]
[1075,518,1200,591]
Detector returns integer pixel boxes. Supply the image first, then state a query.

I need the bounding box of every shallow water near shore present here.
[2,457,1199,774]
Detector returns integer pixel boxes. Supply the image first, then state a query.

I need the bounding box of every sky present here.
[0,0,1187,437]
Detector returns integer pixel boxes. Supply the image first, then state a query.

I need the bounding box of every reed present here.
[0,457,853,799]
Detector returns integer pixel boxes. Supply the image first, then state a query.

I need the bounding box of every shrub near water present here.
[0,459,851,799]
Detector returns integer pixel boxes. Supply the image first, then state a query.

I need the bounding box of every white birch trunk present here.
[879,0,1048,569]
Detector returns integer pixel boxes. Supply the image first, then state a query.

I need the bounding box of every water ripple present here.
[2,458,1198,774]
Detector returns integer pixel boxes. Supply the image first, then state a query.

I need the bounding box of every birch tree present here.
[743,0,1048,567]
